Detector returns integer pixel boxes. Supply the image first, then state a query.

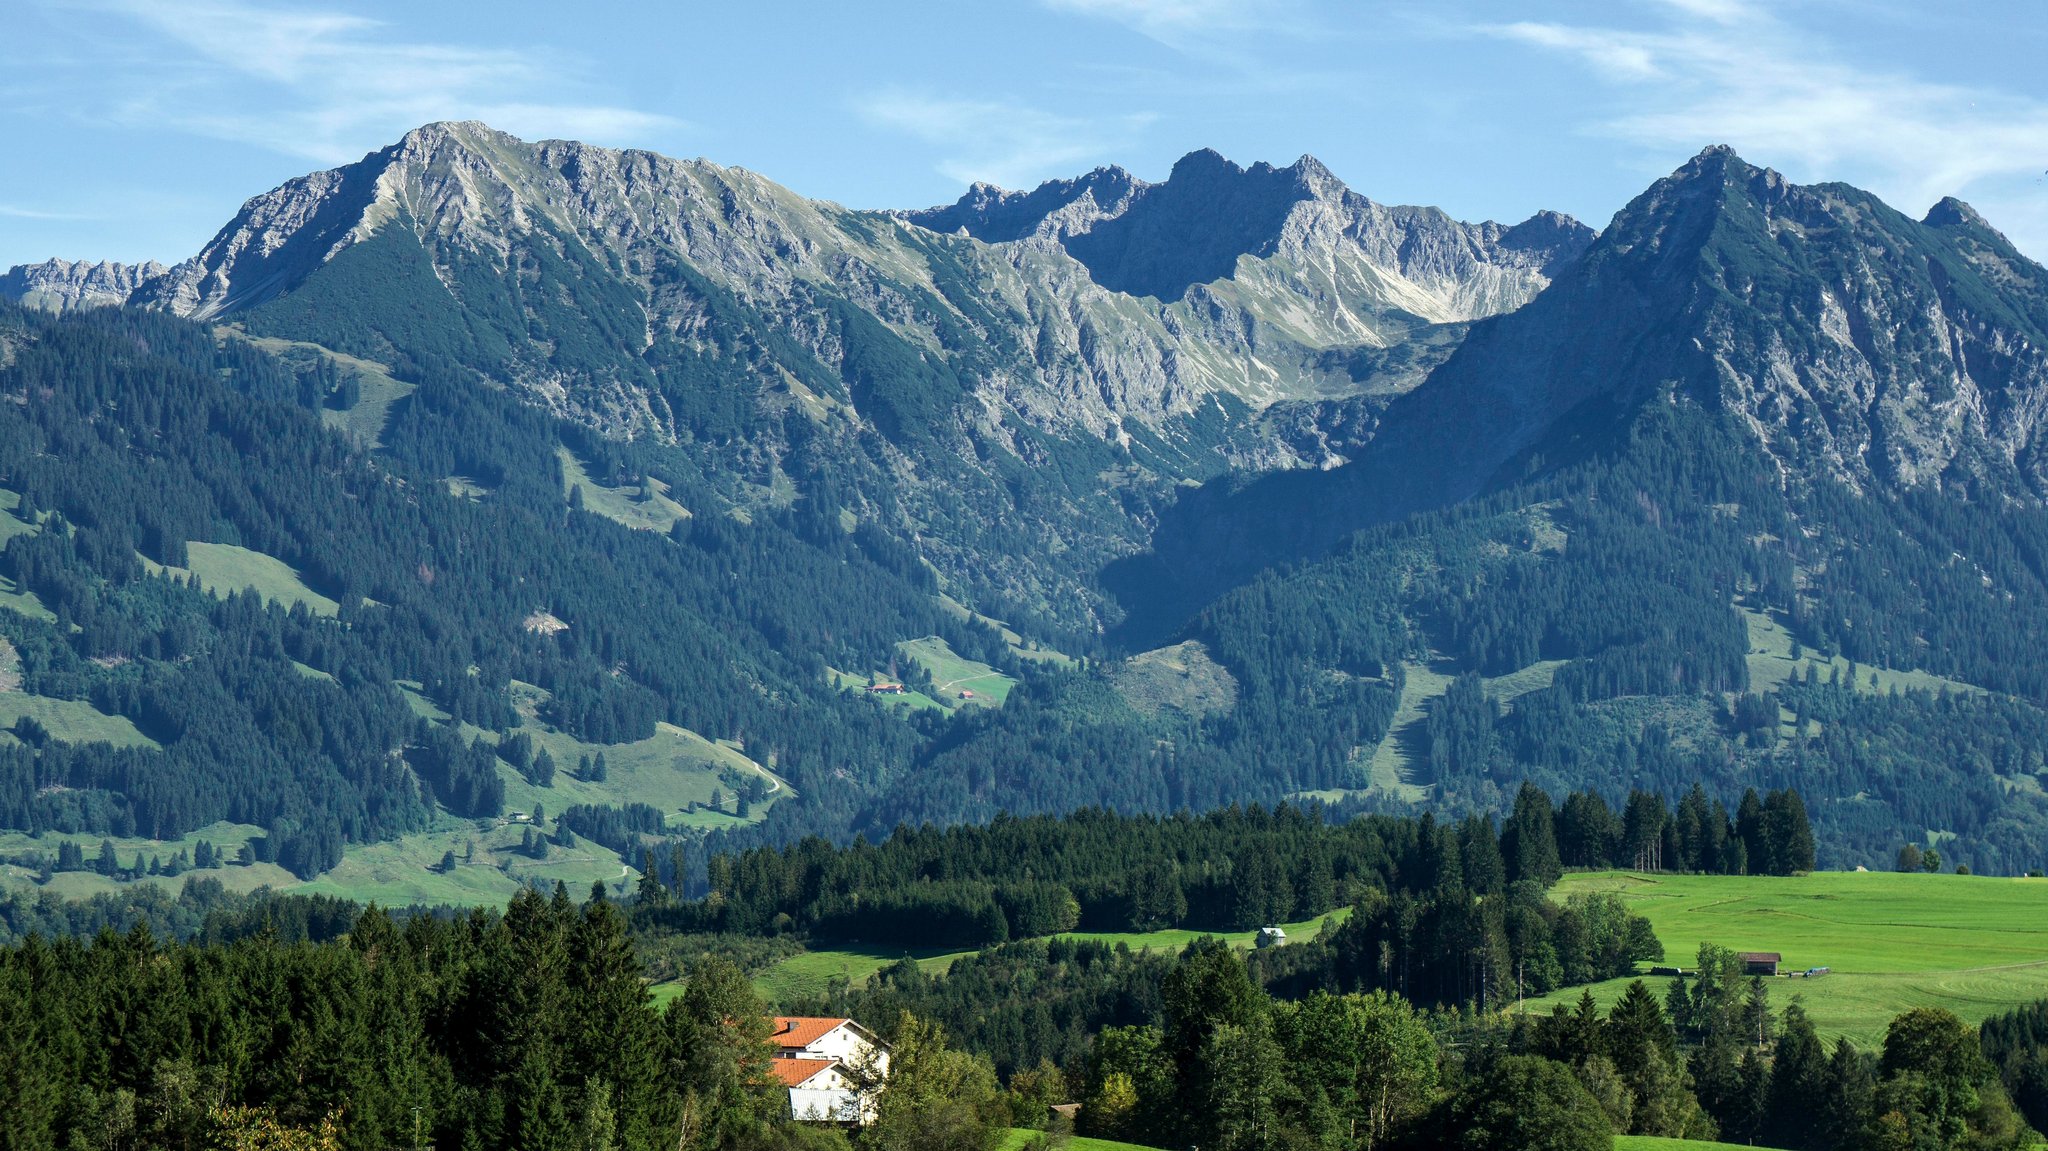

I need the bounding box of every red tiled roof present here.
[772,1016,850,1048]
[769,1058,836,1087]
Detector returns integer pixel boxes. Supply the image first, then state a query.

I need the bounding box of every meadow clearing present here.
[1519,869,2048,1048]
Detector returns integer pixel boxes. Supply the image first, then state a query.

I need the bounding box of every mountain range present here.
[4,123,2048,892]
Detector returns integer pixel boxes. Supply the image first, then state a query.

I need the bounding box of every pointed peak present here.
[1924,196,1987,230]
[1167,147,1241,180]
[1680,143,1752,177]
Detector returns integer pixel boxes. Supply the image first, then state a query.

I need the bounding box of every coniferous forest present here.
[1,297,2045,883]
[2,797,2039,1151]
[8,113,2048,1151]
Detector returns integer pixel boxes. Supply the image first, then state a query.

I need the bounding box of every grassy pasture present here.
[1341,657,1565,802]
[0,692,159,749]
[0,493,54,621]
[0,821,307,901]
[491,716,773,820]
[229,332,415,449]
[0,574,54,622]
[146,542,340,617]
[294,814,631,907]
[559,447,691,533]
[752,945,975,1006]
[899,636,1017,706]
[0,490,40,547]
[829,667,950,714]
[1000,1131,1161,1151]
[1615,1139,1787,1151]
[1517,870,2048,1048]
[1742,607,1980,709]
[403,678,784,829]
[747,907,1354,1007]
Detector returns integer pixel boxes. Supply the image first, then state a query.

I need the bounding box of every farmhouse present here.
[1740,952,1782,976]
[866,683,905,695]
[769,1016,890,1123]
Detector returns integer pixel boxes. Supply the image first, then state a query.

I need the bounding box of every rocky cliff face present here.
[11,122,1592,628]
[906,147,1594,334]
[128,124,1591,438]
[1113,146,2048,630]
[4,124,1601,629]
[0,258,167,312]
[1355,146,2048,509]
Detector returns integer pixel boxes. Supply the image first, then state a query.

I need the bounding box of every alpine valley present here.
[4,121,2048,904]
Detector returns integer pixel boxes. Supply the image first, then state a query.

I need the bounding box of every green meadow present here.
[559,446,692,533]
[745,907,1353,1007]
[1518,870,2048,1048]
[1000,1131,1160,1151]
[145,542,341,617]
[899,636,1017,706]
[0,692,159,749]
[1615,1138,1786,1151]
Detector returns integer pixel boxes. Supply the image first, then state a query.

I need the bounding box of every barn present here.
[1739,952,1782,976]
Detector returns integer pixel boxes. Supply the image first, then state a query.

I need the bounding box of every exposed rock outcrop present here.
[0,258,166,312]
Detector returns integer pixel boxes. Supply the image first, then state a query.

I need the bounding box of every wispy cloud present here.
[1479,0,2048,245]
[0,203,99,221]
[859,90,1155,191]
[50,0,678,164]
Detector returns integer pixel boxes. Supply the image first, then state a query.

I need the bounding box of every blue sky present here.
[4,0,2046,268]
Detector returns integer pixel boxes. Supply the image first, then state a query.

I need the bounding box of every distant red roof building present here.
[768,1058,837,1088]
[767,1017,891,1123]
[772,1016,854,1051]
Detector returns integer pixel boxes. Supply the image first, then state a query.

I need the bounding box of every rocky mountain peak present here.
[907,146,1591,314]
[904,164,1146,243]
[0,258,168,312]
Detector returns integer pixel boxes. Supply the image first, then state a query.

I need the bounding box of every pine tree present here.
[1503,784,1563,886]
[637,850,667,908]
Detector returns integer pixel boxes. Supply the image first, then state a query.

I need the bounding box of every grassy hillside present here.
[145,542,341,617]
[1742,607,1982,704]
[0,692,158,749]
[746,907,1353,1007]
[1615,1138,1789,1151]
[559,446,691,533]
[1518,870,2048,1047]
[1000,1131,1163,1151]
[899,636,1017,706]
[230,331,418,449]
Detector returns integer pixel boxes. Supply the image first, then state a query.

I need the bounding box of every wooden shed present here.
[1739,951,1781,976]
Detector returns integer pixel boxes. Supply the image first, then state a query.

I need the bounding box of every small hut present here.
[1739,952,1781,976]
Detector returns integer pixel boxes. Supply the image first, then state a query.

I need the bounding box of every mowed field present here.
[1001,1131,1159,1151]
[746,907,1353,1007]
[899,637,1017,706]
[1002,1131,1775,1151]
[1518,871,2048,1048]
[1615,1139,1781,1151]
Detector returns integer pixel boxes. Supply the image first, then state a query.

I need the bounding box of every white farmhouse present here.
[768,1016,891,1123]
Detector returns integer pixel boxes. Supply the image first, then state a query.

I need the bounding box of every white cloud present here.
[59,0,678,163]
[859,90,1155,191]
[1479,1,2048,255]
